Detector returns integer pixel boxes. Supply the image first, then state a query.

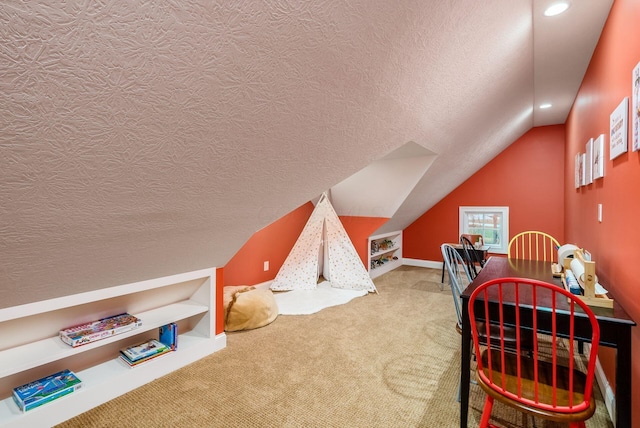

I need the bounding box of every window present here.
[459,206,509,254]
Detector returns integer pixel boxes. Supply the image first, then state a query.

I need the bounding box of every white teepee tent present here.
[270,193,377,293]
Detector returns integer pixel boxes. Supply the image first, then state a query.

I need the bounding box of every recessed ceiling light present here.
[540,103,552,109]
[544,2,570,17]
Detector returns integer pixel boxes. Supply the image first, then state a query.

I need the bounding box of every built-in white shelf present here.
[0,268,226,427]
[368,231,403,279]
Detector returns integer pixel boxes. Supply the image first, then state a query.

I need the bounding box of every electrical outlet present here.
[264,261,269,271]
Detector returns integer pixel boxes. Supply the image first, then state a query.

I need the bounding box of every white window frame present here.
[459,206,509,254]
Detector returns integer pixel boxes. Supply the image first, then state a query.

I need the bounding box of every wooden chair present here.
[468,277,600,428]
[508,231,560,262]
[509,231,586,355]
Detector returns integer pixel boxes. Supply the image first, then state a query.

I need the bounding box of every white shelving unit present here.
[368,231,403,279]
[0,268,226,428]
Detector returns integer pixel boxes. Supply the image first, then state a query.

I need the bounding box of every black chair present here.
[441,244,534,402]
[460,235,484,279]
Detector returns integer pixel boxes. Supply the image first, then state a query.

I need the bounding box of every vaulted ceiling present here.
[0,0,612,306]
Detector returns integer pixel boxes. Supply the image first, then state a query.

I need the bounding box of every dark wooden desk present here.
[459,257,635,428]
[440,244,489,283]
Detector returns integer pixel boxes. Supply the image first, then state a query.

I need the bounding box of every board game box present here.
[13,369,82,412]
[59,313,142,347]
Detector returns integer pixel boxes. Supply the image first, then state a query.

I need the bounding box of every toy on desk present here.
[551,243,579,277]
[561,248,614,309]
[558,244,580,264]
[551,263,563,277]
[564,270,583,295]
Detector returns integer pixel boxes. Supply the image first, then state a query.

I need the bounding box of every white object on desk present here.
[558,244,579,267]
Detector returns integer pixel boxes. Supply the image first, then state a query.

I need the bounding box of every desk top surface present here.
[463,257,635,325]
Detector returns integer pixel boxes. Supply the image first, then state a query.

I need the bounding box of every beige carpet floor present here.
[57,266,613,427]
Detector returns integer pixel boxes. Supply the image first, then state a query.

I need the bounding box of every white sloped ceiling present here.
[0,1,611,307]
[331,142,436,218]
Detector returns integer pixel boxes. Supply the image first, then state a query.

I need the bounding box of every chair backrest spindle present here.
[460,236,482,279]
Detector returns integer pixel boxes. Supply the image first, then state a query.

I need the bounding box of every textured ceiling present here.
[0,1,611,307]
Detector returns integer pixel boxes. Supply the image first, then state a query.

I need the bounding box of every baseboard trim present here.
[580,342,616,426]
[595,354,616,426]
[403,258,443,270]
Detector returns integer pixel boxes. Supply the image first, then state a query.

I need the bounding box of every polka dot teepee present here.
[270,193,376,293]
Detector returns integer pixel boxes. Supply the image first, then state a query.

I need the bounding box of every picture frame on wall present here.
[575,153,581,189]
[633,62,640,151]
[593,134,605,179]
[610,97,628,159]
[581,153,586,185]
[585,138,593,184]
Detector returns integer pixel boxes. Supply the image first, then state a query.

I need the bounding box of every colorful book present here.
[120,339,169,362]
[13,369,82,412]
[119,346,172,367]
[159,323,178,350]
[59,313,142,347]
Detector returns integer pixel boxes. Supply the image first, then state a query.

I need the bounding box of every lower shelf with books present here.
[0,331,226,427]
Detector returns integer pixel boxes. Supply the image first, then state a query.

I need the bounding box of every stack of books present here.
[119,323,178,367]
[119,339,172,367]
[13,369,82,412]
[59,313,142,347]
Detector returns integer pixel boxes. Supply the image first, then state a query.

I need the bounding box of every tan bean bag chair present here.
[223,286,279,332]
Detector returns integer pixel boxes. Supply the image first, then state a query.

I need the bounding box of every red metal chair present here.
[468,277,600,428]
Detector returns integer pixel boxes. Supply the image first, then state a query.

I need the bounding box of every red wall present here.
[223,204,389,288]
[340,216,390,265]
[564,0,640,411]
[404,125,565,261]
[224,202,315,287]
[218,202,313,333]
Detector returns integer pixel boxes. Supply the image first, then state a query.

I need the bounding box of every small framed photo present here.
[593,134,605,179]
[575,153,581,188]
[581,154,586,185]
[610,97,628,159]
[585,138,593,184]
[633,62,640,151]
